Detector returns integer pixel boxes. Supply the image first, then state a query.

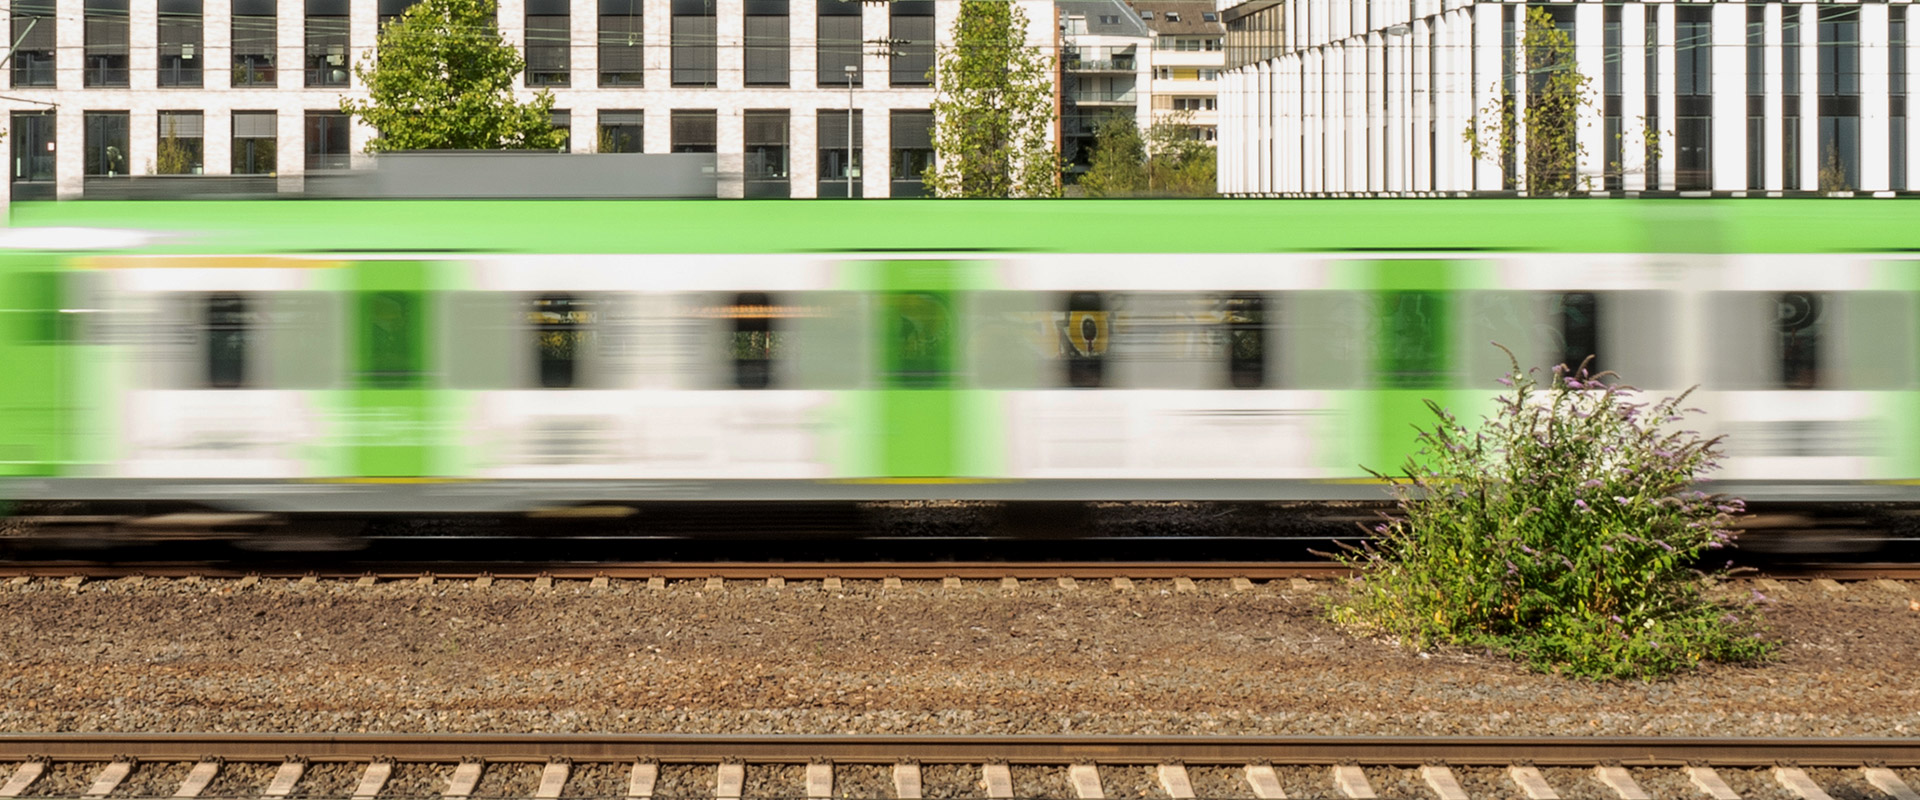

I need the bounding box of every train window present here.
[1377,291,1450,389]
[1224,293,1266,388]
[885,291,954,389]
[360,290,423,389]
[1554,291,1601,376]
[731,291,779,389]
[1776,291,1825,389]
[529,293,593,389]
[1063,291,1107,388]
[206,292,250,388]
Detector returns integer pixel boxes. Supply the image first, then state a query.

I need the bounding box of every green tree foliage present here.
[1078,114,1146,197]
[155,117,195,175]
[342,0,566,152]
[1329,350,1774,680]
[1080,111,1216,197]
[926,0,1059,198]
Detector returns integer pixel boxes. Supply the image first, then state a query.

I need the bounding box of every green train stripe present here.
[0,262,70,476]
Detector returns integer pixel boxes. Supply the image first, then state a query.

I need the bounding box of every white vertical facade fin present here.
[1860,2,1891,192]
[1574,0,1604,188]
[1765,1,1785,191]
[1711,1,1746,191]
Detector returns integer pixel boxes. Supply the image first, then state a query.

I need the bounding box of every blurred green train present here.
[0,199,1917,529]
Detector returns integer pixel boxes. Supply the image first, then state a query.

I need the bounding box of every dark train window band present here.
[732,291,775,390]
[1777,290,1824,390]
[1225,292,1266,389]
[1556,291,1600,377]
[1064,291,1105,389]
[531,293,590,389]
[206,292,249,389]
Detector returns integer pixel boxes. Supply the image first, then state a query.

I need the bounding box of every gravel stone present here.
[1802,766,1887,800]
[558,764,628,799]
[1011,766,1071,799]
[917,764,975,799]
[24,763,107,796]
[110,761,191,796]
[1533,767,1608,800]
[830,764,893,799]
[1625,766,1696,799]
[200,762,277,798]
[744,764,804,799]
[1717,768,1807,800]
[472,762,541,797]
[381,762,458,798]
[1184,766,1254,800]
[1097,765,1170,800]
[290,762,365,797]
[1446,767,1527,800]
[1362,766,1427,800]
[0,578,1915,739]
[652,764,713,800]
[1270,767,1332,799]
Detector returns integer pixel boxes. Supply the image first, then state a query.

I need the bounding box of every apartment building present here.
[1135,0,1223,141]
[1218,0,1918,196]
[3,0,1057,200]
[1059,0,1153,177]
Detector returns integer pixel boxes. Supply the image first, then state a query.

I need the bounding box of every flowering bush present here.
[1329,348,1774,680]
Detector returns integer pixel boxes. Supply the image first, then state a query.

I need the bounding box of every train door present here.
[0,262,72,476]
[870,260,986,479]
[345,261,441,477]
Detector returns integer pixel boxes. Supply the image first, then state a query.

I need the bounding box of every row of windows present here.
[9,0,935,90]
[1152,67,1220,81]
[158,289,1894,394]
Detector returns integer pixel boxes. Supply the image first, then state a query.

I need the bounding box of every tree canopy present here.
[1078,111,1216,198]
[342,0,567,152]
[925,0,1059,198]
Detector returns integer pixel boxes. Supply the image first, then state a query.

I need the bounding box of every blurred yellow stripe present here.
[84,256,342,269]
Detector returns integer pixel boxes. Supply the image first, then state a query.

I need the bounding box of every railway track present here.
[2,560,1920,584]
[0,734,1916,799]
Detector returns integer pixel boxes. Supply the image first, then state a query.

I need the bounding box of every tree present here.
[925,0,1059,198]
[342,0,566,152]
[1077,114,1146,197]
[1144,110,1215,196]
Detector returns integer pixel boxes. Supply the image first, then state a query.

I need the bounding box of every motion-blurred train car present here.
[0,199,1915,534]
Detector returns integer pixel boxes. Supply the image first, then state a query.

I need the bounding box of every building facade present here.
[1218,0,1919,195]
[1059,0,1154,177]
[2,0,1057,200]
[1136,0,1224,141]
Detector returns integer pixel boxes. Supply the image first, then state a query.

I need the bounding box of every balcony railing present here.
[1068,90,1136,104]
[1064,56,1135,72]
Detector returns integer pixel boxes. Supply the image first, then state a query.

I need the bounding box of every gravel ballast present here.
[0,576,1915,738]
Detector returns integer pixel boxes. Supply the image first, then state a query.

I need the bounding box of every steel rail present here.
[1,561,1918,580]
[0,734,1916,766]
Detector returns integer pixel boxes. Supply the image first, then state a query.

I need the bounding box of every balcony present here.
[1064,55,1136,73]
[1069,89,1137,106]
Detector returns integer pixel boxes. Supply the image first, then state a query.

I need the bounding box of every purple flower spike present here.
[1574,499,1591,512]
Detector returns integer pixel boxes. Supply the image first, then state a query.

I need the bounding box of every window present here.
[670,109,716,152]
[232,0,277,86]
[1174,37,1199,51]
[1777,292,1825,389]
[1198,69,1219,80]
[1139,11,1152,20]
[12,113,56,189]
[818,110,862,198]
[306,0,350,86]
[1603,3,1622,191]
[890,0,933,86]
[158,0,203,86]
[1784,12,1801,190]
[1063,292,1107,388]
[156,111,204,174]
[598,110,642,153]
[1675,5,1712,190]
[525,0,570,86]
[1818,6,1861,190]
[377,0,419,27]
[744,110,790,198]
[598,0,643,86]
[1172,97,1216,111]
[232,111,277,175]
[549,109,571,152]
[1377,291,1450,389]
[744,0,789,86]
[886,292,954,389]
[1201,11,1216,22]
[85,0,130,87]
[731,292,779,389]
[11,0,56,87]
[530,294,593,389]
[890,110,933,198]
[1554,292,1600,376]
[1153,67,1170,80]
[1224,293,1266,389]
[818,0,860,88]
[1205,37,1221,51]
[1164,12,1179,22]
[207,294,251,389]
[84,112,130,177]
[305,110,350,170]
[1895,16,1908,191]
[1098,14,1116,25]
[671,0,716,87]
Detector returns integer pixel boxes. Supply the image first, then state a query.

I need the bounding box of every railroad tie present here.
[444,759,485,799]
[1069,763,1104,799]
[1508,765,1561,800]
[1001,577,1019,591]
[1774,766,1837,800]
[822,577,843,591]
[533,760,570,800]
[260,759,304,798]
[0,761,47,797]
[170,755,222,794]
[349,759,393,800]
[627,760,659,800]
[1231,577,1254,593]
[83,760,135,798]
[1057,577,1077,590]
[804,761,832,800]
[891,762,922,800]
[981,762,1014,800]
[647,576,667,591]
[943,577,962,590]
[1174,577,1196,593]
[1111,577,1134,592]
[1243,764,1285,799]
[714,760,745,800]
[1419,765,1468,800]
[1863,767,1920,800]
[1331,765,1375,799]
[1683,766,1741,800]
[1593,765,1650,800]
[1156,764,1195,800]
